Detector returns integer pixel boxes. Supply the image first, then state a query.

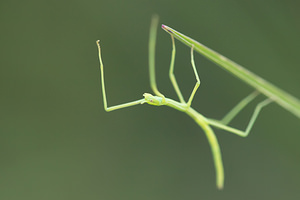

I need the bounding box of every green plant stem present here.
[162,25,300,119]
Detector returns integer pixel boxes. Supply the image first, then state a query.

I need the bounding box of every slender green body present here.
[96,16,297,190]
[164,98,224,189]
[162,25,300,119]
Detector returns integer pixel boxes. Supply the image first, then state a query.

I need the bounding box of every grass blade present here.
[162,25,300,119]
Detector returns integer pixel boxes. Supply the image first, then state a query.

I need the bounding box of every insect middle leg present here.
[168,35,201,107]
[168,35,186,103]
[187,44,201,107]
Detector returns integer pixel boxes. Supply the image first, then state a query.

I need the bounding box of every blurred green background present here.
[1,0,300,199]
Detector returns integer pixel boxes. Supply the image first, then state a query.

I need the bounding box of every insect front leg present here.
[96,40,144,112]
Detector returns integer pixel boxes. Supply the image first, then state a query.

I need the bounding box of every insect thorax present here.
[142,93,165,106]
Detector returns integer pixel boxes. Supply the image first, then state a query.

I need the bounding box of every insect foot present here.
[142,93,166,106]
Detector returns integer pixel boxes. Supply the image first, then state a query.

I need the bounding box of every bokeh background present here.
[1,0,300,199]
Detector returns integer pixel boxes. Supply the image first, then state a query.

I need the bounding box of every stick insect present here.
[96,16,299,189]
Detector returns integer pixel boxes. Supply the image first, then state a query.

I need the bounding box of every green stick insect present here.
[96,16,300,189]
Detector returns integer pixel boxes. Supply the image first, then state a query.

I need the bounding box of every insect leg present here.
[221,91,260,125]
[148,15,166,101]
[207,98,273,137]
[187,45,201,107]
[96,40,144,112]
[168,35,186,103]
